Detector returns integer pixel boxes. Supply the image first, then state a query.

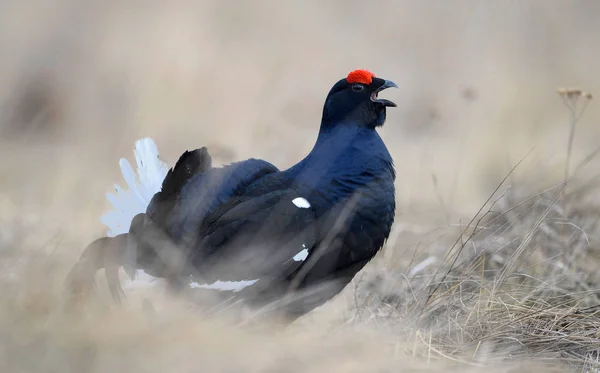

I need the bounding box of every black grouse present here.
[67,69,398,321]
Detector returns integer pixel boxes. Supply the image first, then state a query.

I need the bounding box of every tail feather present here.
[159,147,212,200]
[144,147,212,232]
[101,138,170,237]
[135,138,171,195]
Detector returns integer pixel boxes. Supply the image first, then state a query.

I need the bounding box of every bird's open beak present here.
[371,80,398,107]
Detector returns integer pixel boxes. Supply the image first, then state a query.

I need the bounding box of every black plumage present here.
[68,69,398,321]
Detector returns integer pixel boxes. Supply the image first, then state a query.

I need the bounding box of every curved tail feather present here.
[159,147,212,200]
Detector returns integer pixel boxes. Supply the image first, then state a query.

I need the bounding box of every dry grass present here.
[3,1,600,372]
[353,173,600,371]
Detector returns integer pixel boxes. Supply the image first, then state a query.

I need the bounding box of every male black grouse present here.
[67,69,398,321]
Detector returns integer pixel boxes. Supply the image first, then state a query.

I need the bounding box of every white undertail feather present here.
[98,138,171,290]
[190,279,259,292]
[100,138,170,237]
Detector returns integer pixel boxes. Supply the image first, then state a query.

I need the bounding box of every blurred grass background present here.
[1,1,600,372]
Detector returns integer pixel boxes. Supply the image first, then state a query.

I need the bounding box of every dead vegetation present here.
[354,174,600,371]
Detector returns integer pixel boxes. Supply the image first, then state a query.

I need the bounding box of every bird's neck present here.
[281,123,390,197]
[290,124,365,169]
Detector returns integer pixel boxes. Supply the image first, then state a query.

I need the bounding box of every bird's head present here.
[321,69,398,129]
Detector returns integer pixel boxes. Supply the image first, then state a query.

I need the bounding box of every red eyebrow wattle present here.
[346,69,376,85]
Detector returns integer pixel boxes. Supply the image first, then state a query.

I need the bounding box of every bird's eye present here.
[352,84,364,92]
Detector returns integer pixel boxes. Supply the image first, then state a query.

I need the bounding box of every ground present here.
[2,1,600,372]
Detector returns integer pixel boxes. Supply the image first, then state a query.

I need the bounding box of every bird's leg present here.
[64,234,128,306]
[122,213,146,281]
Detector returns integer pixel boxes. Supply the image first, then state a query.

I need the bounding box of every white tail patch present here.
[121,269,164,289]
[292,197,310,209]
[293,245,309,262]
[101,138,170,237]
[120,272,260,293]
[190,279,259,292]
